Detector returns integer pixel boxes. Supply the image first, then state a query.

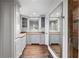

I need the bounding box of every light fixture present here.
[33,12,36,15]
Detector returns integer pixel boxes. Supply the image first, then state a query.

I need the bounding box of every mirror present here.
[49,19,59,32]
[29,19,39,32]
[49,2,63,58]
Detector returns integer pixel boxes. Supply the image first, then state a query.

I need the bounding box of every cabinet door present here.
[41,17,45,31]
[22,17,27,28]
[40,34,45,44]
[49,35,60,44]
[26,35,31,44]
[21,16,27,32]
[30,35,40,44]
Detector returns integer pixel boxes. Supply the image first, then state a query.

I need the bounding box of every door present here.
[68,0,79,58]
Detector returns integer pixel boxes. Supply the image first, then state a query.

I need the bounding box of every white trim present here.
[45,16,49,45]
[62,0,68,58]
[39,17,41,32]
[14,0,16,57]
[48,46,58,58]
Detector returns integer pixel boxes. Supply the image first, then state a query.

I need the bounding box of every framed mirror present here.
[49,19,59,32]
[29,19,39,32]
[49,2,63,58]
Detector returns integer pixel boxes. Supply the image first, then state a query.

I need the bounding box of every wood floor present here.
[69,45,78,58]
[51,44,61,57]
[20,45,49,58]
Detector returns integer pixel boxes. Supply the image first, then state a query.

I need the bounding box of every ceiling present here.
[19,0,62,17]
[50,2,63,17]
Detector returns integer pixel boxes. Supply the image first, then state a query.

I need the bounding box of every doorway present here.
[68,0,79,58]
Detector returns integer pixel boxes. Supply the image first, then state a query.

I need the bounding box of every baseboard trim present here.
[31,43,40,45]
[26,43,46,46]
[50,43,59,45]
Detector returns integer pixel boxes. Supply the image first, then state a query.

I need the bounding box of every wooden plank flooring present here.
[51,44,61,57]
[20,45,49,58]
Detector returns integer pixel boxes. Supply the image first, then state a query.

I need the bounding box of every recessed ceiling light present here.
[56,12,60,16]
[33,12,36,15]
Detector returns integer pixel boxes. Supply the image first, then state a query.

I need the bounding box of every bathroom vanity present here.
[26,32,45,44]
[20,16,45,45]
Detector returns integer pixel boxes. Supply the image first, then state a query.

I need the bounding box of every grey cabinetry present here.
[26,34,45,44]
[41,17,45,32]
[40,34,45,44]
[30,35,40,44]
[26,35,40,44]
[26,35,31,44]
[49,35,60,44]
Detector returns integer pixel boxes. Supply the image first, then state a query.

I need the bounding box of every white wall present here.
[0,0,15,57]
[15,1,21,39]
